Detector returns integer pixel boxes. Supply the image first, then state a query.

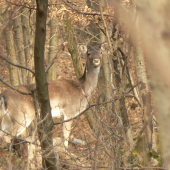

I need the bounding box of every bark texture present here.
[48,18,59,81]
[34,0,57,169]
[13,11,26,84]
[4,11,19,86]
[66,13,84,78]
[21,8,33,84]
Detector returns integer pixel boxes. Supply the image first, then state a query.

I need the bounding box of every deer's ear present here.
[79,44,87,54]
[101,42,108,52]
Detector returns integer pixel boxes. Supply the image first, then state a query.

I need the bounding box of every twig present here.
[0,129,39,146]
[99,2,114,55]
[126,82,141,94]
[62,0,114,17]
[0,78,32,95]
[45,43,65,73]
[70,83,140,123]
[53,100,116,125]
[125,94,141,107]
[5,0,36,10]
[0,54,35,75]
[118,46,126,61]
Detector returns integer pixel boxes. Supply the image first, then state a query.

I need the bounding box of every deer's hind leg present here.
[63,115,73,147]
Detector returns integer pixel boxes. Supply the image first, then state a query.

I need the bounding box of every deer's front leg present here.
[0,113,13,143]
[63,116,72,147]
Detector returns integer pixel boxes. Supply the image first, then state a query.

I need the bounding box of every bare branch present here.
[54,100,117,125]
[126,81,141,94]
[0,129,39,146]
[45,42,66,73]
[62,0,114,17]
[0,54,35,75]
[5,0,36,10]
[0,78,32,95]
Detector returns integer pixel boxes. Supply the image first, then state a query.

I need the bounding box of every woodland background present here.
[0,0,170,169]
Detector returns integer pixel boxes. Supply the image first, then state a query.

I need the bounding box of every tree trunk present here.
[48,18,59,81]
[135,0,170,168]
[13,10,27,84]
[128,1,152,164]
[29,0,36,84]
[21,8,33,84]
[4,10,19,86]
[84,0,104,135]
[66,13,84,78]
[34,0,57,169]
[134,45,152,166]
[111,3,134,165]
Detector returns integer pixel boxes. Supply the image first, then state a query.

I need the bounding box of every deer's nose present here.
[93,59,100,66]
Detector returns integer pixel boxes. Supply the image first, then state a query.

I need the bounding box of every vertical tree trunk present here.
[34,0,57,169]
[135,0,170,168]
[4,10,19,86]
[128,1,152,164]
[111,2,134,165]
[85,0,107,135]
[48,19,59,81]
[30,0,36,84]
[13,10,26,84]
[21,8,32,84]
[134,45,152,165]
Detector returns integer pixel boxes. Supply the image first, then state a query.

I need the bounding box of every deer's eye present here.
[87,52,91,58]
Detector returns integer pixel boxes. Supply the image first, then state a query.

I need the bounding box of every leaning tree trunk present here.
[66,13,84,78]
[34,0,57,169]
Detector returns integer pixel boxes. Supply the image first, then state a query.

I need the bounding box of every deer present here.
[0,46,102,148]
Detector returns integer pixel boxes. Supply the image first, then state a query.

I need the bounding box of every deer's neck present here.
[80,66,100,98]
